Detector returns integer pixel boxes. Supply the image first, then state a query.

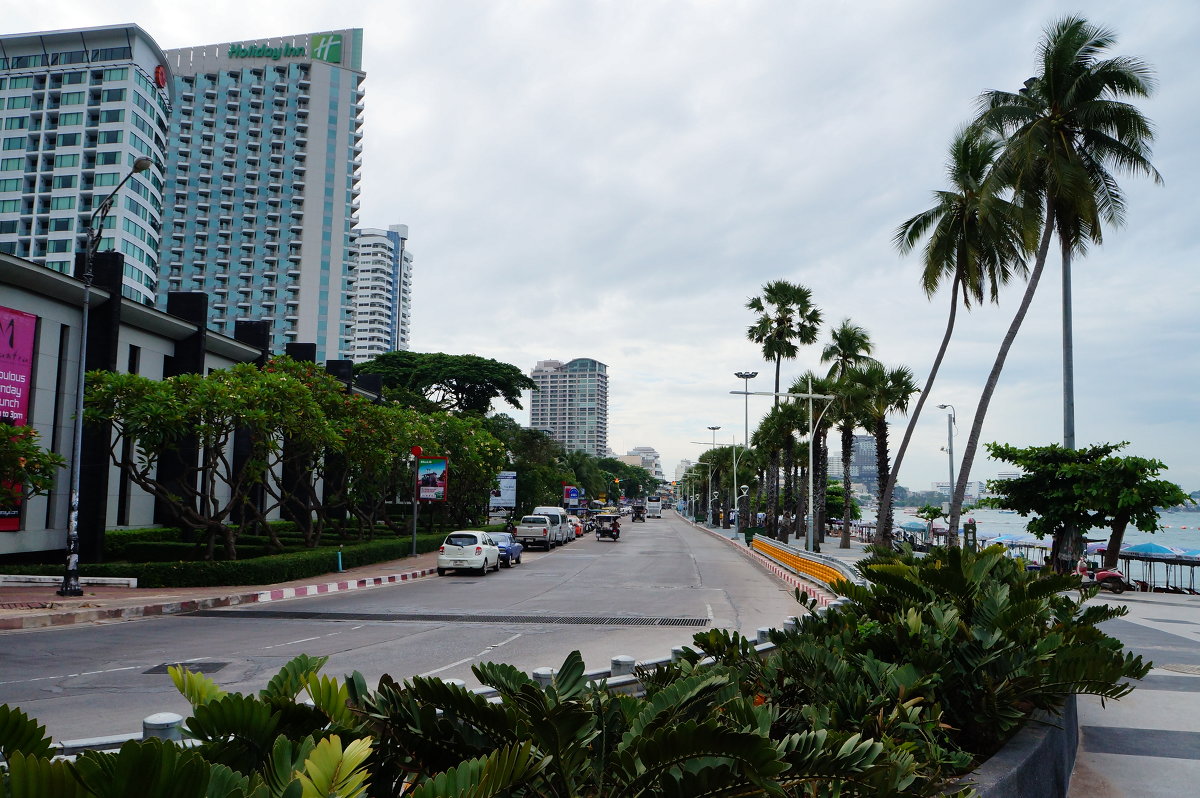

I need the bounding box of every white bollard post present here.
[532,667,556,688]
[610,655,636,676]
[670,646,687,662]
[143,712,184,742]
[441,678,466,688]
[757,627,771,644]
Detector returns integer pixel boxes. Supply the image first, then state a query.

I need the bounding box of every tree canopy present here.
[356,351,537,415]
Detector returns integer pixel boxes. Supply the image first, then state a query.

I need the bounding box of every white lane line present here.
[0,665,139,686]
[705,603,714,621]
[420,633,523,677]
[262,635,321,650]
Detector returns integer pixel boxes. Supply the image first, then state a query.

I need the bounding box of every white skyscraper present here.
[348,223,412,362]
[529,358,608,456]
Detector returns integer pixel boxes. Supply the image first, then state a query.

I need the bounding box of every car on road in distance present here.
[567,514,584,537]
[514,514,554,550]
[437,531,500,576]
[490,531,524,567]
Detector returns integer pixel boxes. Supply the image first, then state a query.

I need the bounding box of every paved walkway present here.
[6,528,1193,796]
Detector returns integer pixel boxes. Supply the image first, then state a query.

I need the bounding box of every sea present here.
[876,507,1200,590]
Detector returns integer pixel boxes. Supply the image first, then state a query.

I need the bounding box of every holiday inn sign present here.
[227,33,343,64]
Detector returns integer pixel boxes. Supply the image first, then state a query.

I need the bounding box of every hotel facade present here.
[529,358,609,457]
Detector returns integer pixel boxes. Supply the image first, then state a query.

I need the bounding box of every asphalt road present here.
[0,512,803,742]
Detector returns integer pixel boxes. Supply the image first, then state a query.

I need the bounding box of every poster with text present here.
[1,306,38,531]
[489,470,516,510]
[418,457,448,501]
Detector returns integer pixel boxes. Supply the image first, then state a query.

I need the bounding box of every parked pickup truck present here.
[514,514,554,551]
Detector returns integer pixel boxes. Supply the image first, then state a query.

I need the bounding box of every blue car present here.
[491,531,524,568]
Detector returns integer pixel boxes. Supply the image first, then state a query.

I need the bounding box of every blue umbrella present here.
[1122,542,1185,558]
[899,521,926,532]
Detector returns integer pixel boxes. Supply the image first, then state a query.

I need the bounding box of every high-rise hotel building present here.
[0,25,172,304]
[159,29,365,360]
[348,223,412,362]
[529,358,609,456]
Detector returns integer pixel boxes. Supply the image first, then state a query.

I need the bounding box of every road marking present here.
[420,634,522,677]
[261,636,321,650]
[0,665,138,686]
[705,603,714,621]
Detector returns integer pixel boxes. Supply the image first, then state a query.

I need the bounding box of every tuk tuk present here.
[594,512,621,541]
[632,505,646,522]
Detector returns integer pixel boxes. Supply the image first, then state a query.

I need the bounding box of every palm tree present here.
[847,362,920,548]
[821,320,875,549]
[750,401,805,541]
[880,127,1033,543]
[953,15,1161,562]
[746,281,823,535]
[789,371,836,551]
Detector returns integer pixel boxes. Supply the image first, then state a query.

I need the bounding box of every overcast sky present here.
[17,1,1200,492]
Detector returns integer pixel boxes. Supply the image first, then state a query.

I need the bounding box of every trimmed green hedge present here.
[2,535,445,589]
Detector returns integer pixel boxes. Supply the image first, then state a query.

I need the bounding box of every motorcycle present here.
[1081,565,1134,594]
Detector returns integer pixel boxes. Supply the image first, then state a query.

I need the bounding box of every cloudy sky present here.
[18,1,1199,492]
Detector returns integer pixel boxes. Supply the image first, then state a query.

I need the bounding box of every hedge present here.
[2,535,446,589]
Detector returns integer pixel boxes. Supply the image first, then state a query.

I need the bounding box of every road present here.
[0,512,803,742]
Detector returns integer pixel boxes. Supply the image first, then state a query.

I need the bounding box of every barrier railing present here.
[749,536,865,591]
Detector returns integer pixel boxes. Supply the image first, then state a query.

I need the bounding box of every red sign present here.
[1,306,38,531]
[154,65,167,89]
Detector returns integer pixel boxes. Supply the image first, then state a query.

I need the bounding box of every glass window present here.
[8,77,32,89]
[6,96,31,110]
[58,112,83,126]
[56,133,80,146]
[53,153,79,168]
[64,72,85,85]
[100,109,124,123]
[50,196,75,210]
[60,91,84,106]
[101,68,128,81]
[0,199,20,212]
[0,220,17,233]
[0,157,21,170]
[47,239,71,253]
[2,137,22,151]
[4,118,28,130]
[49,217,72,231]
[98,130,122,144]
[52,175,76,189]
[0,178,19,191]
[102,88,126,102]
[94,172,120,187]
[96,151,120,165]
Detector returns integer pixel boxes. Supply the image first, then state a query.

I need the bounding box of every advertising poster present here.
[489,471,516,510]
[417,457,448,501]
[1,306,38,531]
[563,484,580,507]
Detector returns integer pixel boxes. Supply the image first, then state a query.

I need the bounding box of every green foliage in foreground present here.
[0,546,1144,796]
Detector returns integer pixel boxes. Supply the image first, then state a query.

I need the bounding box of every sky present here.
[14,1,1200,493]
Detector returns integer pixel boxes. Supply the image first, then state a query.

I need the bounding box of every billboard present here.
[489,471,516,510]
[0,306,37,532]
[417,457,448,502]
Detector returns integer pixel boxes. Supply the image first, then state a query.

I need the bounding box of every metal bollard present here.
[610,655,636,676]
[757,627,772,644]
[337,546,344,572]
[532,667,556,688]
[143,712,184,742]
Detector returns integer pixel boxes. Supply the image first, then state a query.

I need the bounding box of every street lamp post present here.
[58,156,153,597]
[732,372,757,537]
[706,425,720,525]
[936,403,958,545]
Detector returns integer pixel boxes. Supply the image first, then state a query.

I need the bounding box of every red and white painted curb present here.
[253,567,439,603]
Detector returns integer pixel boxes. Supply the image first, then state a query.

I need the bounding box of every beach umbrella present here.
[1123,542,1185,558]
[899,521,926,532]
[1086,541,1112,555]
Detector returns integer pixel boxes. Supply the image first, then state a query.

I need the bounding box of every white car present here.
[437,531,500,576]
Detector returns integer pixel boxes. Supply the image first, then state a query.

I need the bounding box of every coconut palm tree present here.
[847,362,921,547]
[789,371,836,551]
[750,401,806,541]
[746,281,823,534]
[952,15,1161,561]
[821,320,875,549]
[880,127,1033,542]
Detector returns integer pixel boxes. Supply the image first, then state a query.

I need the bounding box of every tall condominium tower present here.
[159,29,364,360]
[529,358,608,456]
[348,223,412,362]
[0,25,172,303]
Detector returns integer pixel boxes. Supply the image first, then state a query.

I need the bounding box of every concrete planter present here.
[954,696,1078,797]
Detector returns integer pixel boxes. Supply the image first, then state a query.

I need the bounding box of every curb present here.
[0,566,440,631]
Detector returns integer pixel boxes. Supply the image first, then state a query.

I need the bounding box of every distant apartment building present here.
[528,358,608,456]
[627,446,664,481]
[158,29,365,361]
[828,435,880,495]
[0,25,173,303]
[347,223,412,362]
[933,480,988,503]
[675,459,693,481]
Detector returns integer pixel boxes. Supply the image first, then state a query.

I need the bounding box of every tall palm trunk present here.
[840,421,853,548]
[1053,239,1083,568]
[781,439,795,542]
[877,275,961,544]
[769,354,782,532]
[813,427,829,551]
[873,416,893,548]
[949,204,1056,537]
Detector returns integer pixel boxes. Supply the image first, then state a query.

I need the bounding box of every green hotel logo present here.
[311,34,342,64]
[226,33,343,64]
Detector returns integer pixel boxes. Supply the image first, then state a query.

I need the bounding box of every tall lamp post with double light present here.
[732,372,757,536]
[936,404,956,507]
[58,156,154,597]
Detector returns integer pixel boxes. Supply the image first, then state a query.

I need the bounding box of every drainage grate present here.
[187,609,708,627]
[1159,663,1200,675]
[144,661,229,675]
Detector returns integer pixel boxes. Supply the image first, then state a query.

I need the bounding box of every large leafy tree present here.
[951,16,1161,560]
[821,320,875,549]
[882,127,1032,539]
[356,351,537,415]
[746,280,823,533]
[982,442,1192,569]
[846,362,920,547]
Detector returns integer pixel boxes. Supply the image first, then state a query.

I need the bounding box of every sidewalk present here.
[0,549,441,631]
